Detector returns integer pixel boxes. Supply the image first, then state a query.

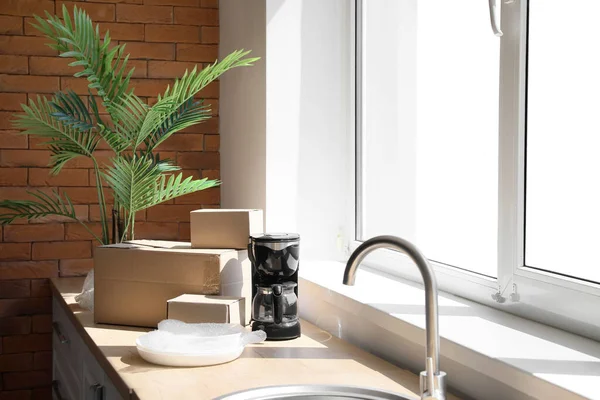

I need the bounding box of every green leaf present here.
[134,50,259,150]
[0,190,76,224]
[13,95,100,174]
[33,5,133,109]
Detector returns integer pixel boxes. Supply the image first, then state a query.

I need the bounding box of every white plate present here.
[136,340,245,367]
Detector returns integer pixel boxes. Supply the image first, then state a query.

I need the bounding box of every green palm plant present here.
[0,5,258,245]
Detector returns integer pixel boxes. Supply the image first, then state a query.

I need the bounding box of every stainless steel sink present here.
[215,385,415,400]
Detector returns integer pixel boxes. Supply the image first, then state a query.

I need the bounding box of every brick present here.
[0,56,28,75]
[29,168,88,187]
[174,7,218,26]
[4,225,64,243]
[158,133,204,151]
[0,75,59,94]
[0,37,57,57]
[0,281,30,299]
[124,42,174,60]
[89,204,145,222]
[0,0,53,17]
[0,131,27,149]
[146,204,199,222]
[29,57,81,76]
[145,0,199,5]
[32,241,91,260]
[145,25,200,43]
[0,261,58,281]
[0,316,31,336]
[129,78,171,97]
[0,94,27,111]
[0,390,32,400]
[201,169,219,180]
[29,205,88,224]
[134,222,179,240]
[59,258,93,277]
[0,112,17,130]
[178,222,190,240]
[176,44,218,62]
[0,298,51,318]
[32,351,51,370]
[206,97,220,115]
[196,81,219,99]
[0,244,30,261]
[100,22,144,41]
[30,280,50,298]
[57,1,116,22]
[23,17,43,37]
[0,354,33,372]
[0,168,27,186]
[2,369,52,390]
[181,169,201,179]
[177,151,219,169]
[116,4,173,23]
[174,186,219,204]
[59,187,112,204]
[0,150,51,167]
[64,222,103,241]
[201,0,219,8]
[201,26,219,44]
[204,134,219,151]
[59,76,89,95]
[147,60,199,79]
[0,187,52,201]
[31,316,51,334]
[0,16,23,35]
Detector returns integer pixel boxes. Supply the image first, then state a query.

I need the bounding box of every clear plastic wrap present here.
[74,269,94,310]
[136,320,266,367]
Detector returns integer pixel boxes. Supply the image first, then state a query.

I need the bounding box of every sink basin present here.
[215,385,414,400]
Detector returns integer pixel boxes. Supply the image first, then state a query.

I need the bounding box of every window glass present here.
[525,0,600,283]
[361,0,499,276]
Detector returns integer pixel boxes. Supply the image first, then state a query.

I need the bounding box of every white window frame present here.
[352,0,600,341]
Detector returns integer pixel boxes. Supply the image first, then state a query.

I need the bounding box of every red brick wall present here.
[0,0,219,397]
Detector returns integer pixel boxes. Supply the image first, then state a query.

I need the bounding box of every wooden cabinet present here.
[52,297,125,400]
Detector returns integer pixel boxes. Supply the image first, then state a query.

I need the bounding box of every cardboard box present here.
[190,209,263,249]
[167,294,245,325]
[94,240,251,328]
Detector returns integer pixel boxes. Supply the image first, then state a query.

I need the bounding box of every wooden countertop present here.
[51,277,459,400]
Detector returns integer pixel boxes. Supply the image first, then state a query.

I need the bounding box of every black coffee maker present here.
[248,233,301,340]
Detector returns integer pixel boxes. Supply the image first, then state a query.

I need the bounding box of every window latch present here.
[488,0,503,36]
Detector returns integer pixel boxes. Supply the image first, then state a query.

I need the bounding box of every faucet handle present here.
[420,358,447,400]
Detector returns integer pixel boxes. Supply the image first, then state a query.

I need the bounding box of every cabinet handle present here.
[91,383,104,400]
[52,380,66,400]
[52,322,70,345]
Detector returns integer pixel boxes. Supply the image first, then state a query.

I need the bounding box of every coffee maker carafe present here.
[249,233,301,340]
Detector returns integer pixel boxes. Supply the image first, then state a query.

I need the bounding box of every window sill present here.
[299,260,600,400]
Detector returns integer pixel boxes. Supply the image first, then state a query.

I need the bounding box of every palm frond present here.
[151,173,219,206]
[50,90,95,131]
[32,5,134,107]
[144,98,212,151]
[134,50,259,149]
[14,95,100,174]
[0,190,77,224]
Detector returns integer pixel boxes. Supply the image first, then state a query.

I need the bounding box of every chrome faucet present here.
[343,235,447,400]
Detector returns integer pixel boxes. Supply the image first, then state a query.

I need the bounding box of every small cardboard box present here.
[167,294,245,325]
[190,209,263,250]
[94,240,251,328]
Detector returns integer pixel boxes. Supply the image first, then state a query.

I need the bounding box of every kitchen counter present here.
[51,277,460,400]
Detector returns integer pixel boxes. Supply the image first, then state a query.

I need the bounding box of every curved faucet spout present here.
[343,235,446,400]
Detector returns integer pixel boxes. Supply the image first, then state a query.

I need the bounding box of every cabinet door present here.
[103,377,125,400]
[82,349,105,400]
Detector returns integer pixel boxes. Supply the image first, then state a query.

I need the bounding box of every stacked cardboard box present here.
[93,210,263,328]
